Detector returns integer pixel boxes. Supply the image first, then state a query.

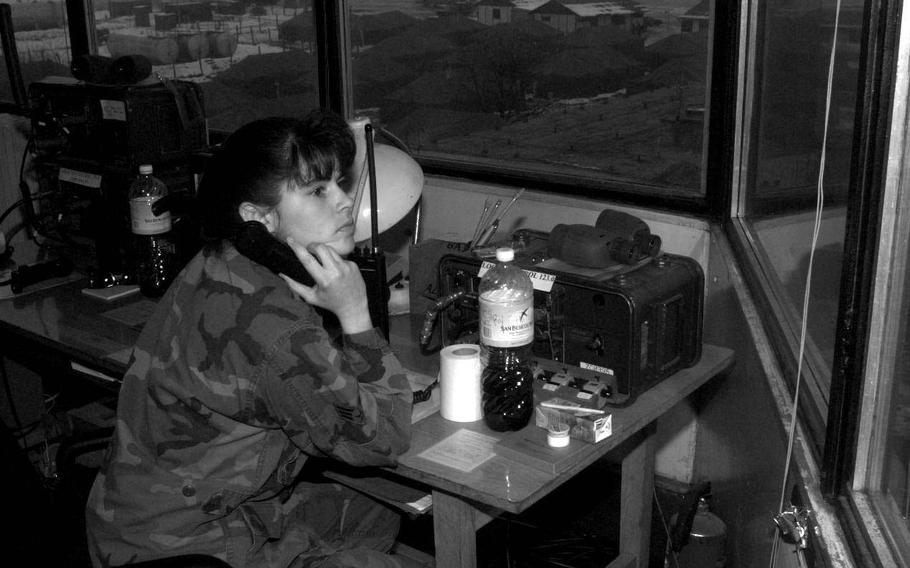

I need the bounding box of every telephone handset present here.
[232,221,315,287]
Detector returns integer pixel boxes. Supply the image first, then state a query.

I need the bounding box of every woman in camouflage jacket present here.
[86,112,418,568]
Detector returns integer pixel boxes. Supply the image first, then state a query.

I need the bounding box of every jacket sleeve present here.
[261,319,413,467]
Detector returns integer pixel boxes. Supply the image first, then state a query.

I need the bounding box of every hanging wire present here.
[769,0,842,566]
[654,485,680,568]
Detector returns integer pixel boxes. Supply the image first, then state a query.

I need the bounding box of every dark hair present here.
[196,110,356,246]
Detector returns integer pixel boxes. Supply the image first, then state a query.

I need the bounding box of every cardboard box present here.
[533,398,612,444]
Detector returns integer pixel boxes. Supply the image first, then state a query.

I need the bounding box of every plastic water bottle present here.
[129,164,176,297]
[478,247,535,431]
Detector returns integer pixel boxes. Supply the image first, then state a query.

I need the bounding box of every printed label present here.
[479,295,534,348]
[130,197,172,235]
[100,99,127,121]
[580,362,614,376]
[478,261,556,292]
[58,167,102,188]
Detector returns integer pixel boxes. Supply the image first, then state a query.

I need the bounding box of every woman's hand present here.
[280,237,373,334]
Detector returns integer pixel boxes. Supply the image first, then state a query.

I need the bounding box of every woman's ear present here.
[238,202,275,232]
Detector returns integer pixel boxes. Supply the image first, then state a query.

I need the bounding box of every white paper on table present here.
[417,428,497,472]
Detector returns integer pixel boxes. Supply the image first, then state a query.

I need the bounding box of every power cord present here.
[654,485,680,568]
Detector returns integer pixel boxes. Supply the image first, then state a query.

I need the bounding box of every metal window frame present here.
[823,0,900,499]
[847,0,910,564]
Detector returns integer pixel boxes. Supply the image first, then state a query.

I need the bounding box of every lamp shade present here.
[348,118,424,243]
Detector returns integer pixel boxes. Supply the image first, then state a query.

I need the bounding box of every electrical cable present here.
[2,134,50,235]
[653,485,680,568]
[2,128,94,256]
[769,1,841,566]
[0,190,54,228]
[2,134,34,229]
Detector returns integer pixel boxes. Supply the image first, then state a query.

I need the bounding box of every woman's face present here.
[269,171,356,255]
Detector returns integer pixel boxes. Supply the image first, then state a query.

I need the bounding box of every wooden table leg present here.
[432,490,489,568]
[613,423,657,568]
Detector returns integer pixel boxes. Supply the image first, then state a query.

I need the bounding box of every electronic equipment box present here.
[25,77,207,278]
[28,76,207,171]
[437,251,704,406]
[29,159,199,277]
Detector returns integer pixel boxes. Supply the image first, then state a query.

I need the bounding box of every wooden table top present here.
[391,343,733,515]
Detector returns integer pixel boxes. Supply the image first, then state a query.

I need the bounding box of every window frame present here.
[840,0,910,564]
[725,0,837,458]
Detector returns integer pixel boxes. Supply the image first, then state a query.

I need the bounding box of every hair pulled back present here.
[196,110,356,247]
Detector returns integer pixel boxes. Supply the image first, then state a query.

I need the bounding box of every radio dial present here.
[588,334,604,355]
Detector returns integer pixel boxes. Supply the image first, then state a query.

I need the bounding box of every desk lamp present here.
[347,117,424,338]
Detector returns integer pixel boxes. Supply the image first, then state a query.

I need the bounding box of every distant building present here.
[678,0,709,33]
[475,0,545,25]
[476,1,643,34]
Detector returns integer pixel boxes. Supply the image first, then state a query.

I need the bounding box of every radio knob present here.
[588,334,604,355]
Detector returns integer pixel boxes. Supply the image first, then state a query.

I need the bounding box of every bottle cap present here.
[139,164,153,175]
[495,247,514,262]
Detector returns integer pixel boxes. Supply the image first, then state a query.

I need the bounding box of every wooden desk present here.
[0,280,734,568]
[392,342,733,568]
[0,279,148,382]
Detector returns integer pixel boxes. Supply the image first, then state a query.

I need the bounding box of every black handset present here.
[233,221,315,287]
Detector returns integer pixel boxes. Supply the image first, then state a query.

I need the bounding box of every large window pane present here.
[3,1,319,133]
[349,0,711,198]
[12,0,322,133]
[742,1,862,395]
[0,1,71,107]
[747,1,860,214]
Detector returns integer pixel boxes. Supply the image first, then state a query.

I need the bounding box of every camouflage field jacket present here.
[85,244,413,567]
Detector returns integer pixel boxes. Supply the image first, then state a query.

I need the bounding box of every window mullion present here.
[314,0,352,117]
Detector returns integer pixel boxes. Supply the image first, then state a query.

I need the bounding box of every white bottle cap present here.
[139,164,153,175]
[495,247,514,262]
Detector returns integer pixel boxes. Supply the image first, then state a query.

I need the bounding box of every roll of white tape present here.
[439,344,483,422]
